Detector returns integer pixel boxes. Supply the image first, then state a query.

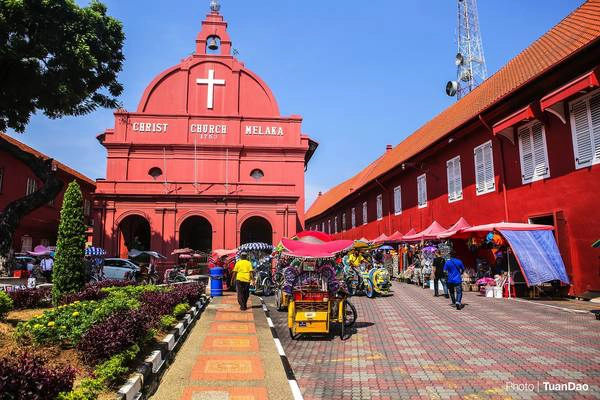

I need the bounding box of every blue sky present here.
[11,0,582,207]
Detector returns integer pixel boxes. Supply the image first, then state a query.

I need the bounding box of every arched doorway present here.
[118,215,151,258]
[240,216,272,245]
[179,216,212,252]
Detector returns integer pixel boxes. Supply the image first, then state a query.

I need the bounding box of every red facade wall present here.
[0,141,95,252]
[94,9,314,258]
[307,87,600,297]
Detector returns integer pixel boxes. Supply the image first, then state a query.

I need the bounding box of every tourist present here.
[233,252,254,311]
[444,252,465,310]
[40,255,54,283]
[348,249,365,270]
[432,251,448,298]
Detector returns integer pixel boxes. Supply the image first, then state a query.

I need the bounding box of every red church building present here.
[0,133,95,253]
[93,3,317,258]
[306,1,600,298]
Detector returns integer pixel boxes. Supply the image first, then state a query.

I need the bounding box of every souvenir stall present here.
[401,222,447,288]
[446,222,570,299]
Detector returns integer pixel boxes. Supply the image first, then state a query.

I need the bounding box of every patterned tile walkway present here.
[265,282,600,400]
[151,293,293,400]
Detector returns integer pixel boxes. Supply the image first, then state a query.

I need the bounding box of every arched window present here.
[250,169,264,180]
[148,167,163,180]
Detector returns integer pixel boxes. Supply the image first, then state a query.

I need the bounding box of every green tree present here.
[52,181,87,304]
[0,0,124,262]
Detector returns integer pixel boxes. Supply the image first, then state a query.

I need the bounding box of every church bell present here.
[208,38,219,51]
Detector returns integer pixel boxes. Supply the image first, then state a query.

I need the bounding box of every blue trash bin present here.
[210,266,224,296]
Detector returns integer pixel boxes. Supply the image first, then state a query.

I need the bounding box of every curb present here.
[259,297,304,400]
[116,294,211,400]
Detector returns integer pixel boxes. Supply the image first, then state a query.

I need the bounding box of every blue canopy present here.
[500,229,570,286]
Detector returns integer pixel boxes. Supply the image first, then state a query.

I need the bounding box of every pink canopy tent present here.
[401,228,417,238]
[27,245,52,257]
[402,221,447,241]
[281,238,354,258]
[296,231,333,242]
[372,233,389,244]
[387,231,403,242]
[437,217,472,239]
[463,222,554,233]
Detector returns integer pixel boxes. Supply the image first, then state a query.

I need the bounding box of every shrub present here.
[0,352,76,400]
[60,285,107,305]
[159,315,176,330]
[0,291,14,319]
[172,303,189,319]
[169,282,205,305]
[15,300,99,346]
[52,181,87,304]
[77,309,148,365]
[8,287,52,309]
[94,344,139,386]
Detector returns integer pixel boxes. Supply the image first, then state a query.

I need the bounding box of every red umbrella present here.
[296,230,333,242]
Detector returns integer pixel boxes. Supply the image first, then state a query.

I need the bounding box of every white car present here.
[103,258,140,281]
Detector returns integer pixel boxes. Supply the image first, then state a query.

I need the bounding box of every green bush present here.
[0,291,14,319]
[172,303,189,319]
[52,181,87,304]
[159,315,176,330]
[58,344,140,399]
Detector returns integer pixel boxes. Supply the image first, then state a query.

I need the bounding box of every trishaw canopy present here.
[280,238,354,259]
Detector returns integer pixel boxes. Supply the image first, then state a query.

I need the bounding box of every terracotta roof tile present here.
[0,132,96,187]
[306,0,600,220]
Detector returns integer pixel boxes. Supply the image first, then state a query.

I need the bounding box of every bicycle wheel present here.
[343,299,357,327]
[262,278,274,297]
[366,279,375,298]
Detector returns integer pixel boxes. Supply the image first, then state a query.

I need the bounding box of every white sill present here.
[521,174,550,185]
[394,211,402,216]
[377,217,383,221]
[476,188,495,196]
[418,203,427,209]
[448,195,463,203]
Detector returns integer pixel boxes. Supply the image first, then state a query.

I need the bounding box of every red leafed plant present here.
[0,352,76,399]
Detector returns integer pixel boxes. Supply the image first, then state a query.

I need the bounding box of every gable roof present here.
[306,0,600,221]
[0,132,96,187]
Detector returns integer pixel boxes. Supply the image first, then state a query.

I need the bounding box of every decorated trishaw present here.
[277,237,357,340]
[343,241,392,298]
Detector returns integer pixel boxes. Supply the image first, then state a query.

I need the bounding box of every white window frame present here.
[342,213,346,231]
[334,216,338,234]
[446,156,463,202]
[321,222,325,232]
[473,140,496,195]
[393,185,402,215]
[518,121,550,184]
[417,173,427,208]
[376,194,383,221]
[327,219,331,234]
[569,88,600,169]
[362,201,368,225]
[26,177,37,196]
[351,208,356,228]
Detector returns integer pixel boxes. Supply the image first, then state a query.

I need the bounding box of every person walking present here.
[40,255,54,283]
[444,252,465,310]
[233,252,254,311]
[432,251,449,298]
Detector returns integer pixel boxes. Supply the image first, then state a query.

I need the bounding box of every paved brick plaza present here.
[265,283,600,400]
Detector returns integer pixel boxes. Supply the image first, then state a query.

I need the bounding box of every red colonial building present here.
[0,133,96,252]
[93,3,317,258]
[306,1,600,298]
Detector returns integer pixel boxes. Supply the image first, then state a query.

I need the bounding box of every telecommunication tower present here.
[445,0,487,100]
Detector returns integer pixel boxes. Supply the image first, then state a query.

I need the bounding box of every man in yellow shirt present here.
[233,252,254,310]
[348,249,365,269]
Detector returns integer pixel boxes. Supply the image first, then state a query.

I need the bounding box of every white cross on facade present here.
[196,69,225,109]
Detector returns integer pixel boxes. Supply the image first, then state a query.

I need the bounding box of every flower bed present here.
[0,281,206,400]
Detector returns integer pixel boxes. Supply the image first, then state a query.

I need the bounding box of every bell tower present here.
[196,0,232,56]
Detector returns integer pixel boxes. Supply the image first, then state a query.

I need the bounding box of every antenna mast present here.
[445,0,487,100]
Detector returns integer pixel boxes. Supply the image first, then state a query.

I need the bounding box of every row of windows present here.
[312,89,600,233]
[23,176,91,215]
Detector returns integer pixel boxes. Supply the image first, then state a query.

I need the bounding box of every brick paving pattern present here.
[151,293,293,400]
[265,283,600,400]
